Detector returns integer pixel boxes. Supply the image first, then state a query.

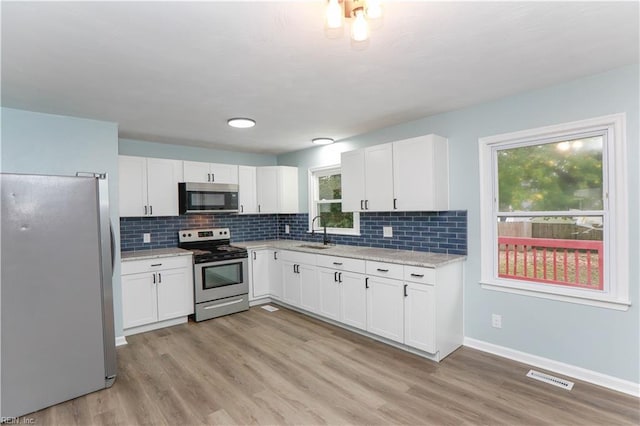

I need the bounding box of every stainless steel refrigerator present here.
[0,172,117,418]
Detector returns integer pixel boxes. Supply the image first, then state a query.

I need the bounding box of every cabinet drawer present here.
[279,250,317,265]
[122,255,192,275]
[365,261,403,280]
[404,265,436,285]
[317,255,365,273]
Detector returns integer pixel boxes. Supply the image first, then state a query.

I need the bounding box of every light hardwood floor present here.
[26,306,639,425]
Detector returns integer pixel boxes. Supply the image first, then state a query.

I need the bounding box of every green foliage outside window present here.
[317,173,353,229]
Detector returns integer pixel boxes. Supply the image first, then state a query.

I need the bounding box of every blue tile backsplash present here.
[120,211,467,255]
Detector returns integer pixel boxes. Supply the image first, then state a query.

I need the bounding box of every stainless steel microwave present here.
[178,182,239,214]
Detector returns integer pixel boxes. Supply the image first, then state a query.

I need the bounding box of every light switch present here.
[383,226,393,238]
[143,233,151,243]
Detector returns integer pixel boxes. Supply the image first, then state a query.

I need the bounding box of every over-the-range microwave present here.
[178,182,239,214]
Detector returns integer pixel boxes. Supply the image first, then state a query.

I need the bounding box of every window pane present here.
[497,136,603,212]
[497,216,603,289]
[318,174,342,200]
[318,202,353,228]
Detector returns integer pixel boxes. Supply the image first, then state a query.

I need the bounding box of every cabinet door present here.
[210,163,239,184]
[364,143,394,211]
[183,161,211,183]
[404,282,436,353]
[393,135,449,211]
[340,149,366,212]
[318,268,341,321]
[366,276,404,343]
[157,267,193,321]
[122,272,157,329]
[277,167,299,213]
[298,264,319,313]
[250,249,270,299]
[256,167,279,213]
[118,156,147,217]
[282,261,301,306]
[238,166,258,214]
[340,272,367,331]
[146,158,183,216]
[270,251,283,300]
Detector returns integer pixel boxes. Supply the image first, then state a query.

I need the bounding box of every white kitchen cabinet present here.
[256,166,299,214]
[282,260,302,306]
[340,272,367,330]
[341,134,449,212]
[119,155,183,217]
[121,255,194,335]
[366,275,404,343]
[318,260,367,331]
[270,250,283,300]
[248,248,270,300]
[318,268,341,321]
[404,282,436,353]
[183,161,238,184]
[298,264,319,313]
[393,134,449,211]
[238,166,258,214]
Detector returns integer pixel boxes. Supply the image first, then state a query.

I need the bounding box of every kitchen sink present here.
[297,244,332,250]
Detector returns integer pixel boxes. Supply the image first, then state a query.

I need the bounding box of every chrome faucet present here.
[311,215,330,245]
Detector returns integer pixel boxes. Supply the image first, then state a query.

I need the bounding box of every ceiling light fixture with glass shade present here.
[312,137,335,145]
[227,118,256,128]
[325,0,383,44]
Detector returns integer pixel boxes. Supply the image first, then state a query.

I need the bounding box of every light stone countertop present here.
[231,239,466,268]
[121,247,193,261]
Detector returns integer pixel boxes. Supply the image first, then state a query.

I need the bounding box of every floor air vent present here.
[526,370,574,390]
[261,305,279,312]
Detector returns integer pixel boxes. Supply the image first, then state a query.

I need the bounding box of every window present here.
[479,114,629,310]
[308,165,360,235]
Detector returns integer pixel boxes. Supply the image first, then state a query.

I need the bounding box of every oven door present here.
[194,258,248,304]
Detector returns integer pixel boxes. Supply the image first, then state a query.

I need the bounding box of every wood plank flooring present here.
[25,306,639,425]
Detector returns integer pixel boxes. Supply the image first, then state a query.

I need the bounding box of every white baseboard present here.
[115,336,128,347]
[464,337,639,398]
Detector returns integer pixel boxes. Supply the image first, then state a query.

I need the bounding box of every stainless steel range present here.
[178,228,249,321]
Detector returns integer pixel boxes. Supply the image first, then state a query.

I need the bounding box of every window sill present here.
[480,280,631,311]
[307,230,361,237]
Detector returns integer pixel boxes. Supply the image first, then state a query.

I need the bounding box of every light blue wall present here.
[119,138,277,166]
[278,64,640,384]
[1,107,125,338]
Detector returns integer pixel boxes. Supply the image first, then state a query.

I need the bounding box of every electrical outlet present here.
[383,226,393,238]
[285,224,290,234]
[143,233,151,243]
[492,314,502,329]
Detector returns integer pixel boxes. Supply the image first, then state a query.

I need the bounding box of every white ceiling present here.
[2,1,638,155]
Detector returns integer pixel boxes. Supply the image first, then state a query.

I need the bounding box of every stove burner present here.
[178,227,248,263]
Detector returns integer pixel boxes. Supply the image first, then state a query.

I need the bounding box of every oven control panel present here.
[178,228,230,243]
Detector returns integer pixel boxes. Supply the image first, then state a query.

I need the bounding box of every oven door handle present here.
[203,298,245,310]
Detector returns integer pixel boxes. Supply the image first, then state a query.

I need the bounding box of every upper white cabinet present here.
[183,161,238,184]
[393,134,449,211]
[341,134,449,212]
[238,166,258,214]
[119,155,183,217]
[256,166,299,214]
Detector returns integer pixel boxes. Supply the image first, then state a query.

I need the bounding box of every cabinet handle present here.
[404,284,408,297]
[207,173,211,182]
[144,205,148,215]
[365,277,369,289]
[151,263,162,267]
[149,205,153,215]
[241,205,244,213]
[360,200,364,210]
[332,262,343,266]
[158,273,162,283]
[258,205,261,213]
[334,271,338,282]
[274,251,278,260]
[152,273,156,284]
[393,198,397,210]
[376,268,389,272]
[253,252,257,260]
[338,272,342,283]
[212,173,215,182]
[365,200,369,210]
[410,273,424,278]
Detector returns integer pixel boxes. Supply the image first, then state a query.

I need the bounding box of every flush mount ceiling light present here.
[325,0,382,42]
[227,118,256,128]
[312,137,335,145]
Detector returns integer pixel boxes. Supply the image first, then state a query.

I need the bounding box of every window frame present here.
[478,113,629,310]
[308,165,360,236]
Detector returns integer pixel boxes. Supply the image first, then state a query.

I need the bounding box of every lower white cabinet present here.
[318,268,367,331]
[282,261,301,306]
[270,250,283,300]
[404,282,436,353]
[281,260,317,311]
[366,275,405,343]
[249,249,270,300]
[318,268,341,321]
[121,255,194,335]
